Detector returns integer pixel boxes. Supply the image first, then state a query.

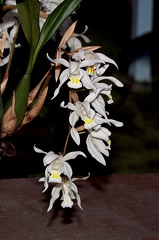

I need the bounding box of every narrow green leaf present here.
[15,73,30,125]
[32,0,82,69]
[13,0,81,125]
[16,0,41,77]
[16,0,40,49]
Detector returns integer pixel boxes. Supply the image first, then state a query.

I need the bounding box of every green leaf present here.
[16,0,41,77]
[13,0,81,125]
[16,0,40,50]
[32,0,82,69]
[15,73,30,125]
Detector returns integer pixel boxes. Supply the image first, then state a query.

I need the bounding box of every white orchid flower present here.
[40,159,73,190]
[0,24,20,66]
[47,174,90,212]
[86,119,123,165]
[1,1,19,30]
[40,0,64,14]
[39,1,62,30]
[39,0,73,42]
[47,54,104,99]
[61,100,110,145]
[0,9,20,66]
[43,151,86,190]
[66,25,91,52]
[84,75,123,117]
[87,126,116,165]
[86,132,110,166]
[72,49,118,77]
[84,86,112,118]
[34,145,87,191]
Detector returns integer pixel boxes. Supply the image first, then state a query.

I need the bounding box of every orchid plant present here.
[0,0,81,153]
[0,0,124,211]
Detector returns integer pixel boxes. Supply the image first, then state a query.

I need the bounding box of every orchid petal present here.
[70,127,80,145]
[93,76,111,84]
[77,34,91,43]
[72,172,90,181]
[42,167,50,192]
[100,126,111,136]
[84,88,102,102]
[33,145,47,154]
[108,119,123,127]
[91,98,107,119]
[86,134,106,165]
[46,54,69,67]
[43,151,59,166]
[51,73,68,99]
[62,151,86,162]
[81,70,96,90]
[69,111,79,127]
[95,52,118,69]
[103,76,124,87]
[95,64,109,75]
[62,162,73,179]
[60,101,76,111]
[80,59,104,68]
[94,114,109,125]
[70,182,83,210]
[59,69,69,81]
[39,177,45,182]
[47,184,61,212]
[91,129,109,142]
[92,138,109,156]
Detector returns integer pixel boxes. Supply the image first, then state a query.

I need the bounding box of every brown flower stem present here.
[62,125,71,156]
[62,90,73,156]
[58,47,69,57]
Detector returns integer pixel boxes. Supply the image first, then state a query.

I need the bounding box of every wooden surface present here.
[0,173,159,240]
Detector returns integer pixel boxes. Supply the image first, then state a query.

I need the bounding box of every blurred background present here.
[0,0,159,178]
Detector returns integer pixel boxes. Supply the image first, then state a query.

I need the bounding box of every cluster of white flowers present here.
[0,0,20,66]
[47,48,124,165]
[1,0,124,212]
[35,47,124,211]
